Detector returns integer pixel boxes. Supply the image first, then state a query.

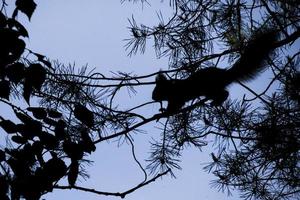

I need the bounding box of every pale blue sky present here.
[1,1,248,199]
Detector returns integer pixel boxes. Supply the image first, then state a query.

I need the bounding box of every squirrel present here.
[152,28,278,113]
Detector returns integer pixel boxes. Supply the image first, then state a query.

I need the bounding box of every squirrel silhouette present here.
[152,29,278,113]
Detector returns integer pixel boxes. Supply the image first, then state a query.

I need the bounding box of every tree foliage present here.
[0,0,299,200]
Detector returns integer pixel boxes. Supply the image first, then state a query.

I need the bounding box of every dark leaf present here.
[7,18,29,37]
[23,63,46,104]
[43,117,58,126]
[15,0,37,20]
[38,132,58,150]
[0,80,10,100]
[31,141,43,155]
[80,130,96,154]
[5,148,17,158]
[14,110,32,124]
[74,104,94,127]
[31,141,44,164]
[9,38,26,61]
[6,158,18,175]
[17,175,42,200]
[63,140,83,161]
[17,122,42,140]
[0,28,19,45]
[6,62,25,84]
[0,29,19,64]
[23,143,35,159]
[43,156,67,182]
[54,120,66,140]
[0,149,5,161]
[16,124,33,139]
[0,28,25,63]
[11,135,27,144]
[26,63,47,90]
[33,167,52,192]
[28,119,43,134]
[0,120,18,134]
[33,53,53,70]
[14,115,42,139]
[23,78,33,104]
[68,160,79,187]
[0,12,6,28]
[47,109,62,118]
[27,107,47,120]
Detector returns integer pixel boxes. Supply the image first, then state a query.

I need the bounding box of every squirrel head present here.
[152,73,171,101]
[155,73,168,82]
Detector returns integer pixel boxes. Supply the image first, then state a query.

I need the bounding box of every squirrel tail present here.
[227,28,279,84]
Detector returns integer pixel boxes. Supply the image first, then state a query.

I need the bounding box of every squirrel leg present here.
[166,99,185,113]
[159,101,167,112]
[210,90,229,106]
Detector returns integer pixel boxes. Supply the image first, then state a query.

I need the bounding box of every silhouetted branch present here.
[54,169,170,198]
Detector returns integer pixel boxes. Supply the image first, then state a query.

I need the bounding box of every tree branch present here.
[54,169,171,198]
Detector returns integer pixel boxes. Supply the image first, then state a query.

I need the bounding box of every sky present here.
[0,1,249,199]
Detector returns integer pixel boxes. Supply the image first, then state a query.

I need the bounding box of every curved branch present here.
[54,169,170,198]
